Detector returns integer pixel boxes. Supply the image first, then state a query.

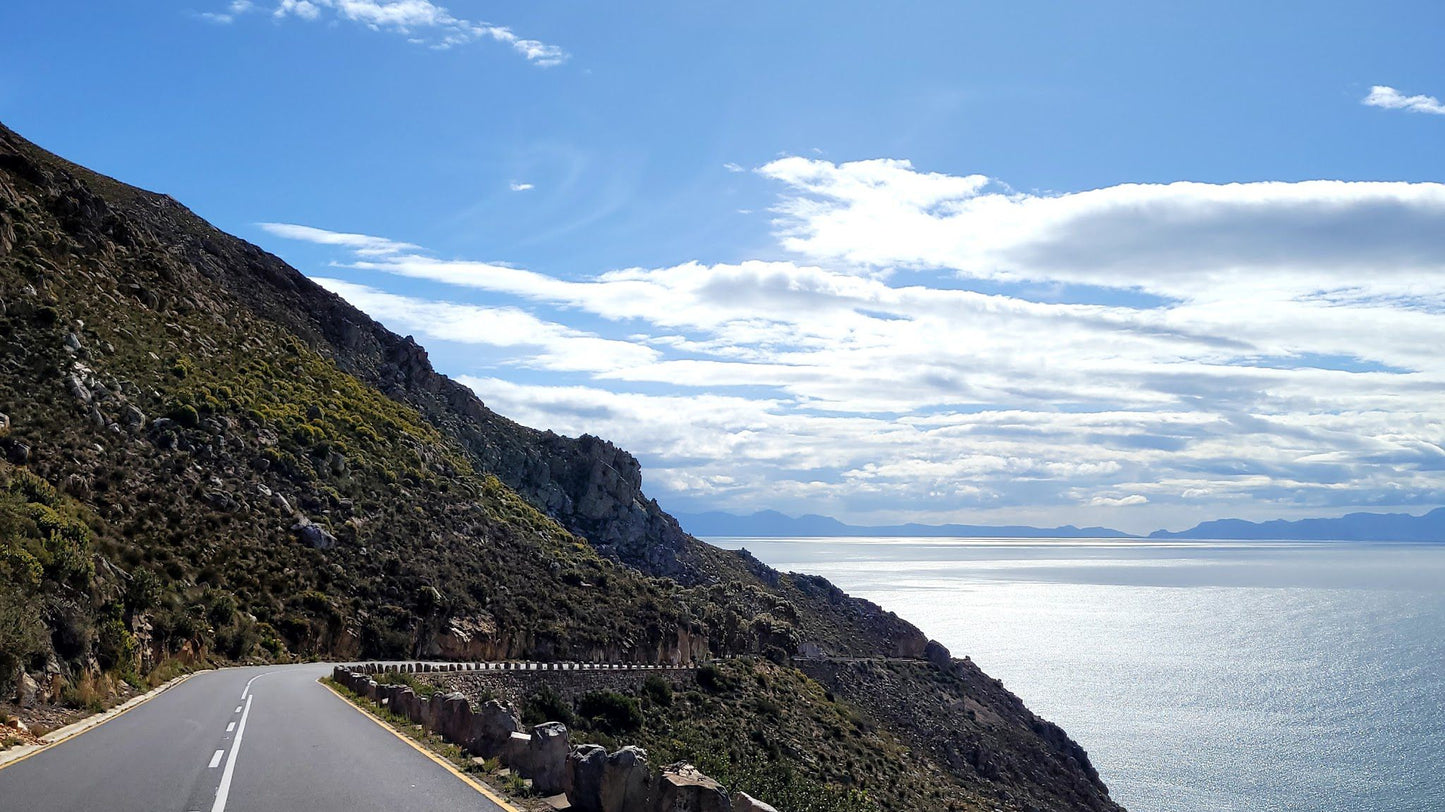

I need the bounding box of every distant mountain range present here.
[674,509,1134,538]
[678,507,1445,542]
[1150,507,1445,541]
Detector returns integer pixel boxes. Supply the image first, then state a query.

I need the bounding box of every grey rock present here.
[3,439,30,464]
[63,332,82,352]
[526,722,570,796]
[0,412,9,433]
[501,730,531,770]
[468,698,523,758]
[67,374,92,403]
[122,405,145,427]
[15,670,39,708]
[732,792,779,812]
[600,746,652,812]
[436,692,473,746]
[565,744,608,812]
[291,517,336,550]
[271,493,292,513]
[652,763,730,812]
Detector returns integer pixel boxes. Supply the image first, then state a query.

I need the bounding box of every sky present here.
[2,1,1444,533]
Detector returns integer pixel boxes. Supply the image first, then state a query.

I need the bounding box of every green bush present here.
[523,684,576,727]
[642,673,673,707]
[168,403,200,428]
[577,690,643,735]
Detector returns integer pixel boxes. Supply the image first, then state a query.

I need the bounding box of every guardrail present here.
[342,660,699,674]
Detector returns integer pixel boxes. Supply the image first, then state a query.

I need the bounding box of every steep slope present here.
[0,121,1122,811]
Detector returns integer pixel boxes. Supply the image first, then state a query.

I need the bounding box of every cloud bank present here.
[265,161,1445,531]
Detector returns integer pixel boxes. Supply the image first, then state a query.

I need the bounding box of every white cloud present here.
[723,162,745,173]
[509,181,535,192]
[262,160,1445,531]
[1087,494,1149,507]
[257,222,419,257]
[1363,85,1445,116]
[315,278,658,372]
[212,0,569,63]
[197,0,255,23]
[760,156,1445,300]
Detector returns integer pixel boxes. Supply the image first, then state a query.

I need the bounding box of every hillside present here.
[0,121,1121,811]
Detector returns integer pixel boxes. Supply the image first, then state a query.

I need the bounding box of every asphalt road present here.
[0,663,508,811]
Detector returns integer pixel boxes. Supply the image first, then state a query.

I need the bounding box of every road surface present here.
[0,662,508,811]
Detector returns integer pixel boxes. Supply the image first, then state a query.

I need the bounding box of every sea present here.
[705,537,1445,812]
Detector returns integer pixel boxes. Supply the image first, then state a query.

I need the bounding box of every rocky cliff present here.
[0,121,1122,811]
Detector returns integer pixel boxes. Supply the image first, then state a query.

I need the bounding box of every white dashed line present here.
[225,722,235,733]
[208,749,224,769]
[240,673,265,700]
[233,706,241,714]
[210,695,253,812]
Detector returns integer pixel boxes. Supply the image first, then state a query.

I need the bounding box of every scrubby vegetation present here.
[495,658,991,812]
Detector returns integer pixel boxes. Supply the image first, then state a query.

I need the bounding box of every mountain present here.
[1151,507,1445,541]
[0,122,1121,811]
[677,510,1134,539]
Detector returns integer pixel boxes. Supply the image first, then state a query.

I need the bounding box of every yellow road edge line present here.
[0,670,203,773]
[317,678,525,812]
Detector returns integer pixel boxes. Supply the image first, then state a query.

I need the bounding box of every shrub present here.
[577,691,643,735]
[523,684,576,727]
[642,673,673,707]
[169,403,200,428]
[697,663,731,693]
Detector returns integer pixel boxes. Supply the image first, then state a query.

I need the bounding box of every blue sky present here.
[3,1,1444,532]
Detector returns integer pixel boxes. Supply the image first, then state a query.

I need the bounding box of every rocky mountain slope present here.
[0,121,1122,811]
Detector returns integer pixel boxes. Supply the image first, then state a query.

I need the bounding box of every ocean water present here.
[706,537,1445,812]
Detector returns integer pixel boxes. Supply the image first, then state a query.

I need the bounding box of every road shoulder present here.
[0,670,204,772]
[318,678,532,811]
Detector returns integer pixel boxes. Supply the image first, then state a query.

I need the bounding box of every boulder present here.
[15,670,39,708]
[291,518,336,550]
[600,746,652,812]
[468,698,523,757]
[425,692,448,733]
[732,792,779,812]
[653,763,730,812]
[435,693,473,745]
[393,687,416,719]
[526,722,570,796]
[564,744,608,812]
[2,439,28,464]
[501,730,531,769]
[67,374,91,402]
[122,405,145,427]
